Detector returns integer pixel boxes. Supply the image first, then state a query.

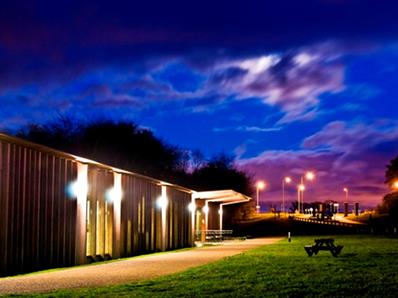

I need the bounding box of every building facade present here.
[0,134,193,276]
[0,133,251,277]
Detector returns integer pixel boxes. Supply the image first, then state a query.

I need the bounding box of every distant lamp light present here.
[257,181,266,190]
[157,196,168,209]
[305,171,315,181]
[343,187,348,193]
[298,184,305,191]
[203,205,209,214]
[188,202,196,212]
[393,180,398,190]
[285,177,292,184]
[256,180,266,214]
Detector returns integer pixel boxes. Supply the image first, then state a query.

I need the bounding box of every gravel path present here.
[0,237,281,295]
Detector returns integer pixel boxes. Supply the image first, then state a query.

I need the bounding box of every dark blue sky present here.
[2,0,398,206]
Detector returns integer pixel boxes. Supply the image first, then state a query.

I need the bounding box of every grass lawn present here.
[15,235,398,297]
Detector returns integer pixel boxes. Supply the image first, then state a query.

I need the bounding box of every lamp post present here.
[282,177,291,214]
[256,181,265,213]
[297,184,305,213]
[343,187,349,216]
[343,187,348,201]
[299,171,315,213]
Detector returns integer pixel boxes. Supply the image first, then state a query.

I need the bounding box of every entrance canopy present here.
[191,190,252,237]
[192,189,251,205]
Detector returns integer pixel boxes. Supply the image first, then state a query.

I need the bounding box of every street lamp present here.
[299,171,315,213]
[256,181,265,213]
[282,177,292,213]
[305,172,315,181]
[343,187,348,201]
[297,184,305,213]
[343,187,349,216]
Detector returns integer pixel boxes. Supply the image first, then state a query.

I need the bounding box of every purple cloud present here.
[1,0,396,93]
[94,96,143,108]
[303,120,398,152]
[209,47,345,123]
[237,120,398,208]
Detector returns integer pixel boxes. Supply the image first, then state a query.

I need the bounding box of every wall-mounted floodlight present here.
[157,196,168,209]
[106,186,122,203]
[188,202,196,212]
[68,179,88,199]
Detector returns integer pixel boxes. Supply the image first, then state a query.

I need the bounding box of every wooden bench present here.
[304,238,343,257]
[202,230,233,242]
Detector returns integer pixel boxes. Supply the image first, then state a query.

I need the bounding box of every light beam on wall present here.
[74,163,88,264]
[160,185,168,251]
[112,172,122,258]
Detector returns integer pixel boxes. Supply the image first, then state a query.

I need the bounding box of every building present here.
[0,133,251,276]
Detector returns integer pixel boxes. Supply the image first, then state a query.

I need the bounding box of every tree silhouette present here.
[16,117,253,196]
[191,153,252,195]
[378,193,398,223]
[386,156,398,187]
[18,118,187,182]
[377,156,398,222]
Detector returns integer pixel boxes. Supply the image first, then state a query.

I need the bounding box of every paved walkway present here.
[0,237,281,295]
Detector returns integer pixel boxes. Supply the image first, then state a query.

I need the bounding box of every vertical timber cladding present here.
[207,202,221,230]
[166,187,192,250]
[86,166,114,261]
[119,175,193,256]
[120,174,161,257]
[0,133,194,276]
[0,138,78,277]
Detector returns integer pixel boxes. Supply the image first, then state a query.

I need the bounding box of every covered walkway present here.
[193,190,251,239]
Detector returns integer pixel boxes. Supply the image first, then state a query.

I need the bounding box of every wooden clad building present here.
[0,133,193,276]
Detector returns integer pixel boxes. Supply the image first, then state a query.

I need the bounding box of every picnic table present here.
[304,238,343,257]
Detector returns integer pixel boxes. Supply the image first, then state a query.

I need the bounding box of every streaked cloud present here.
[237,120,398,207]
[1,0,398,208]
[213,126,282,133]
[210,48,345,123]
